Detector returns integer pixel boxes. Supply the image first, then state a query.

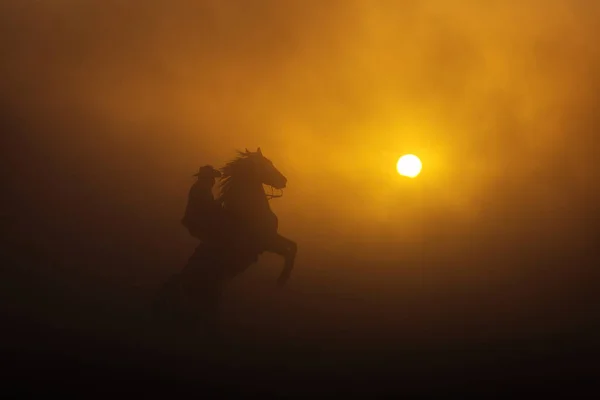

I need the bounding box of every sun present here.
[396,154,422,178]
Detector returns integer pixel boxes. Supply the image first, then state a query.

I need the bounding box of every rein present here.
[216,179,283,201]
[266,186,284,200]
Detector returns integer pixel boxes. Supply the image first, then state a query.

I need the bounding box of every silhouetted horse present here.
[152,148,296,334]
[217,147,297,285]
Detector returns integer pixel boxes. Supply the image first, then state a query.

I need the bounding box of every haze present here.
[1,0,599,391]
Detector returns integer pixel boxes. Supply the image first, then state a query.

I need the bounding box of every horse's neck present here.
[224,182,271,218]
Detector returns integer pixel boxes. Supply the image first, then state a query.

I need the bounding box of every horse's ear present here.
[256,147,262,155]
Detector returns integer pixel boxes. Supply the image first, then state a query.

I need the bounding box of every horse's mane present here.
[217,150,254,201]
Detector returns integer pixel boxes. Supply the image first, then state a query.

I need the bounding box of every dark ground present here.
[2,235,599,397]
[3,314,596,397]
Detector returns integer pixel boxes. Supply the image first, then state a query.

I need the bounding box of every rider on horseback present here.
[181,149,295,283]
[181,164,262,264]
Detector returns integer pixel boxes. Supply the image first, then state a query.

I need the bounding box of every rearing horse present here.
[151,148,297,335]
[217,147,297,286]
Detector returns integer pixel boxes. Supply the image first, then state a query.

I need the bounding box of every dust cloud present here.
[1,0,599,360]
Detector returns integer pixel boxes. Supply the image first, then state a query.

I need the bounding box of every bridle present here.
[266,186,284,200]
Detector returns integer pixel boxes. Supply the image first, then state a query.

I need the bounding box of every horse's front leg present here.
[273,234,297,287]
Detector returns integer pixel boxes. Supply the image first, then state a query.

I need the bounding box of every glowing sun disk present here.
[396,154,422,178]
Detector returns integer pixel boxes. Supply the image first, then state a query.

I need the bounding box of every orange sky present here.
[2,0,599,269]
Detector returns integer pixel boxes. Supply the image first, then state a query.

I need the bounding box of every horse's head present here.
[219,147,287,204]
[245,147,287,189]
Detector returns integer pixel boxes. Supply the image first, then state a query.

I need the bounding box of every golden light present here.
[396,154,422,178]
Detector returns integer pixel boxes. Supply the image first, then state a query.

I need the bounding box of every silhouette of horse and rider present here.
[153,148,297,334]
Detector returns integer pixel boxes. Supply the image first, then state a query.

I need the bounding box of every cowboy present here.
[181,165,222,241]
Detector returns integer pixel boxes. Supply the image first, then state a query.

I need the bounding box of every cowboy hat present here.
[193,165,222,178]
